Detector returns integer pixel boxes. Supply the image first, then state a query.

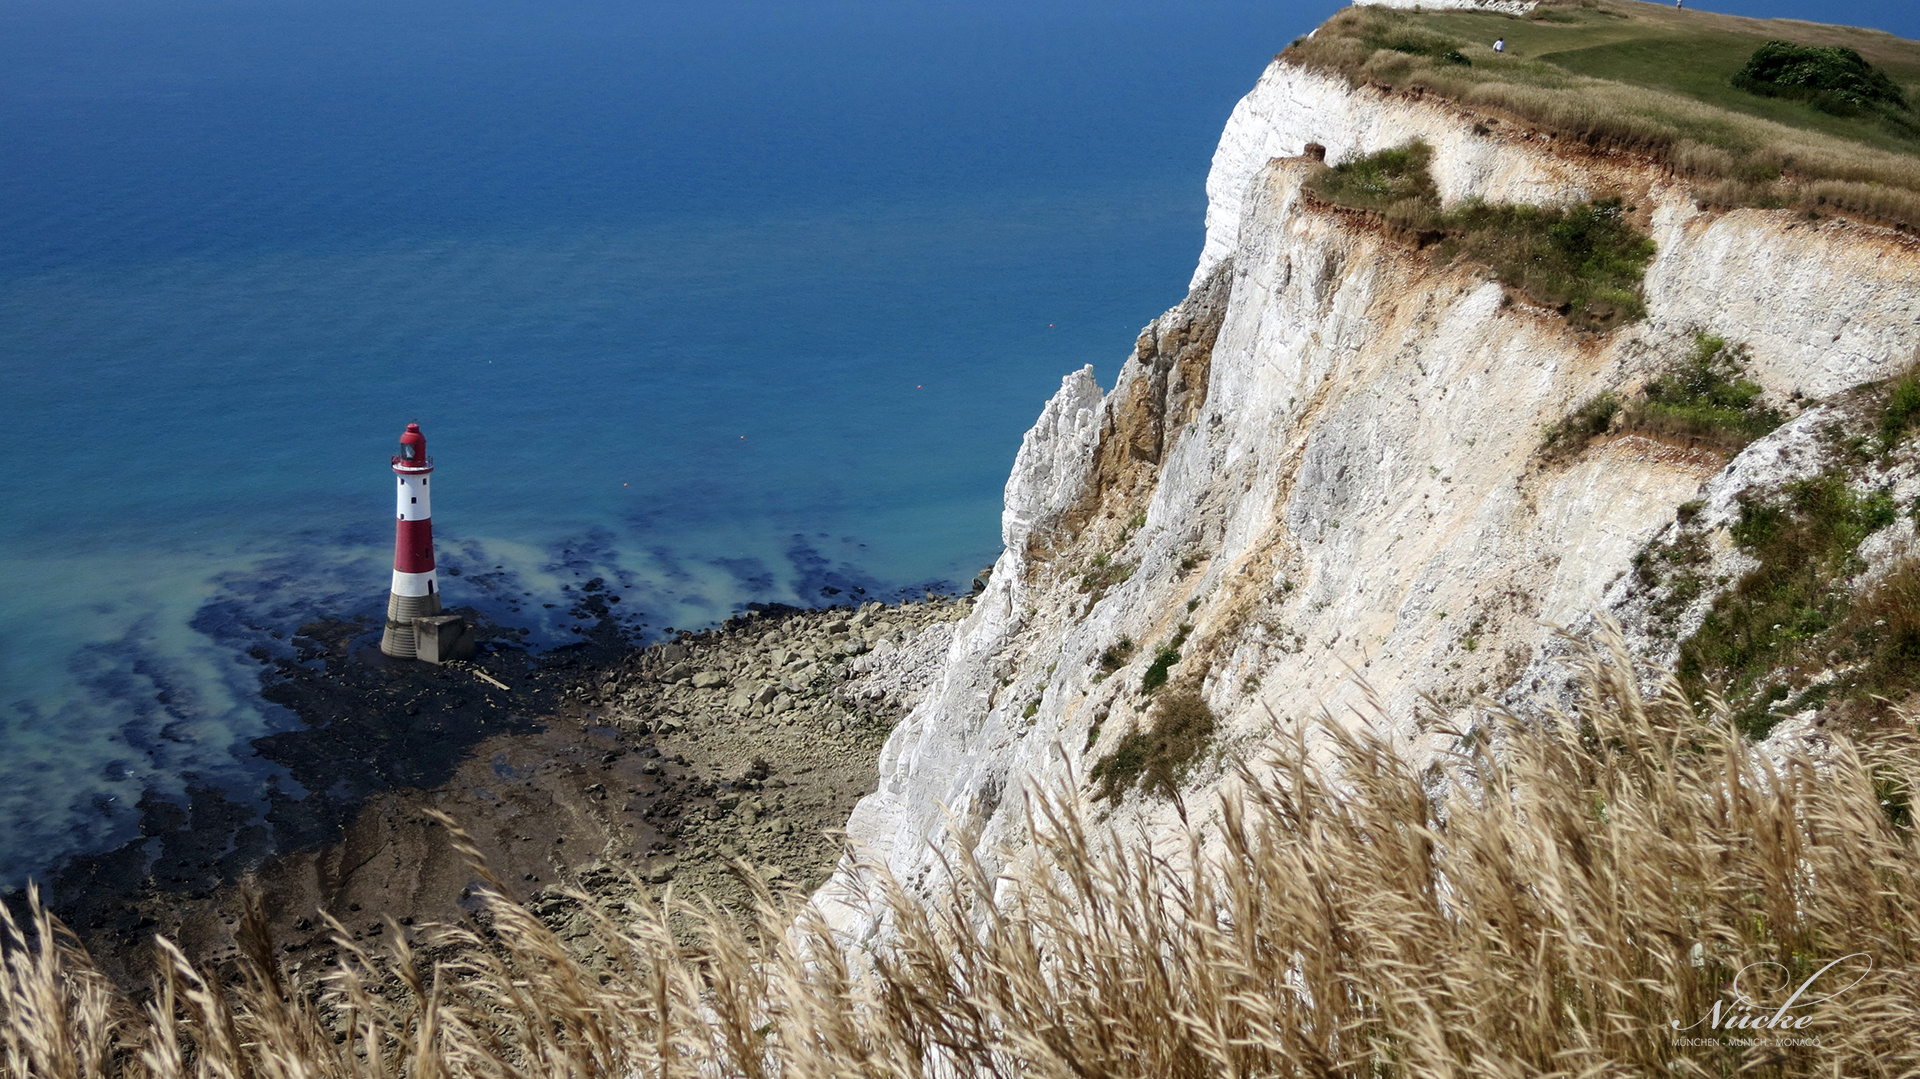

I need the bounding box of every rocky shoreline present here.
[21,591,971,991]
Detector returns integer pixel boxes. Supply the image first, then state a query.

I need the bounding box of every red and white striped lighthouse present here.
[380,422,442,658]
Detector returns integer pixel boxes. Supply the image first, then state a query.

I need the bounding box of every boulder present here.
[691,671,728,690]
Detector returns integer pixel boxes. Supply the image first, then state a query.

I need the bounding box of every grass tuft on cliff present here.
[1626,332,1784,449]
[8,633,1920,1075]
[1542,332,1782,461]
[1088,687,1215,803]
[1286,0,1920,230]
[1307,142,1656,328]
[1674,468,1900,737]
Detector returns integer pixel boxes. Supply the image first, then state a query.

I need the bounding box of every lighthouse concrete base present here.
[380,591,442,659]
[413,614,477,665]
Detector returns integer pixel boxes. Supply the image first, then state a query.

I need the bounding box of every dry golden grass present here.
[1286,3,1920,230]
[6,630,1920,1077]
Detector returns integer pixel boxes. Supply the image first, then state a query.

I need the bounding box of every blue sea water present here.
[2,0,1916,889]
[0,0,1348,888]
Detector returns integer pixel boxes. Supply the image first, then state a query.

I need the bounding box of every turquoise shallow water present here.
[3,0,1916,889]
[0,0,1337,888]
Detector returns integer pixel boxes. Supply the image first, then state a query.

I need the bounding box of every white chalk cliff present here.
[819,56,1920,936]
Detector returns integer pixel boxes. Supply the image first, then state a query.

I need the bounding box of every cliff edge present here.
[820,28,1920,938]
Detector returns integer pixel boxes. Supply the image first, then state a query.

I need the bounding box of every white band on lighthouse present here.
[396,473,432,520]
[391,568,438,597]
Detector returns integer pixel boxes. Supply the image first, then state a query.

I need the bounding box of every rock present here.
[727,689,754,712]
[643,858,678,884]
[839,637,869,656]
[663,662,694,682]
[971,565,994,593]
[770,692,793,714]
[691,671,728,690]
[752,684,777,706]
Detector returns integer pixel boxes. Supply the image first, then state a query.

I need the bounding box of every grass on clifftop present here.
[8,635,1920,1076]
[1286,0,1920,230]
[1307,141,1655,327]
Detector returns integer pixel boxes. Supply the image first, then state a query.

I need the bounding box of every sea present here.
[1,0,1915,890]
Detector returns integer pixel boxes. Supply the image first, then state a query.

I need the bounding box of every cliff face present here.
[822,59,1920,935]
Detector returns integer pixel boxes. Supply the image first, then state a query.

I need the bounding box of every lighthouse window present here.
[401,444,416,460]
[410,497,417,504]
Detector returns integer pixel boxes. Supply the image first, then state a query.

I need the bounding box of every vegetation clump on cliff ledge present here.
[1285,0,1920,231]
[1306,140,1656,328]
[1540,331,1785,461]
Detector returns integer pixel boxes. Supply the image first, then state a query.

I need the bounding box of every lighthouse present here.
[380,423,471,662]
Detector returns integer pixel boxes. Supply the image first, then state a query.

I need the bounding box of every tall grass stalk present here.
[5,631,1920,1076]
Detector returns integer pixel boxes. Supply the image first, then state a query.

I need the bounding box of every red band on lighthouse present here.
[394,519,436,573]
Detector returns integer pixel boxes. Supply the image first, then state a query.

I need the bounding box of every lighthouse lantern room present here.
[380,423,472,663]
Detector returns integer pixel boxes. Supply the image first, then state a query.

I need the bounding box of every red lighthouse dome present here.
[393,423,432,474]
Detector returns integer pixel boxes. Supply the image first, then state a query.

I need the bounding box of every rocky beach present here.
[17,591,972,991]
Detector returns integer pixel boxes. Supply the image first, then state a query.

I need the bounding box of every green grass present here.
[1541,333,1781,462]
[1138,623,1192,694]
[1542,32,1920,155]
[1286,0,1920,229]
[1442,197,1655,327]
[1675,467,1901,736]
[1308,140,1441,219]
[1540,391,1621,461]
[1078,553,1137,602]
[1881,367,1920,447]
[1307,144,1656,327]
[1624,332,1783,450]
[1088,688,1216,802]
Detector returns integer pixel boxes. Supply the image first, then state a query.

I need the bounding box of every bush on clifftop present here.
[1733,40,1910,118]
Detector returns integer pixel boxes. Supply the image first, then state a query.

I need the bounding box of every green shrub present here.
[1679,469,1902,735]
[1540,392,1621,461]
[1138,623,1192,694]
[1442,198,1655,329]
[1309,144,1655,329]
[1882,369,1920,449]
[1140,647,1180,694]
[1089,689,1218,802]
[1732,40,1909,118]
[1622,333,1782,451]
[1099,636,1136,672]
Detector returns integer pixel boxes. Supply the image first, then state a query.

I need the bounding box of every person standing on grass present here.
[1493,37,1505,53]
